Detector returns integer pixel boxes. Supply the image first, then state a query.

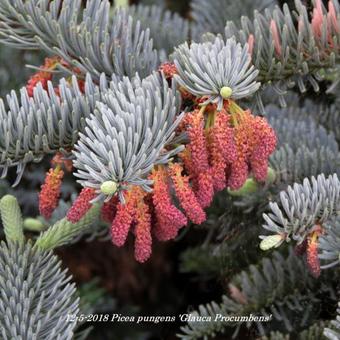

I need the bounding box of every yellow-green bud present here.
[23,218,46,231]
[228,178,258,197]
[220,86,233,99]
[266,167,276,184]
[260,235,284,251]
[114,0,129,8]
[100,181,118,195]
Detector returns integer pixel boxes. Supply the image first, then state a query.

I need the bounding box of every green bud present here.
[24,218,46,231]
[35,203,101,251]
[114,0,129,8]
[228,178,258,196]
[260,235,284,251]
[266,167,276,184]
[0,195,24,244]
[100,181,118,195]
[220,86,233,99]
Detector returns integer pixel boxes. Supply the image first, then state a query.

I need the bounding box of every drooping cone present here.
[151,167,187,241]
[66,187,96,223]
[39,167,64,219]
